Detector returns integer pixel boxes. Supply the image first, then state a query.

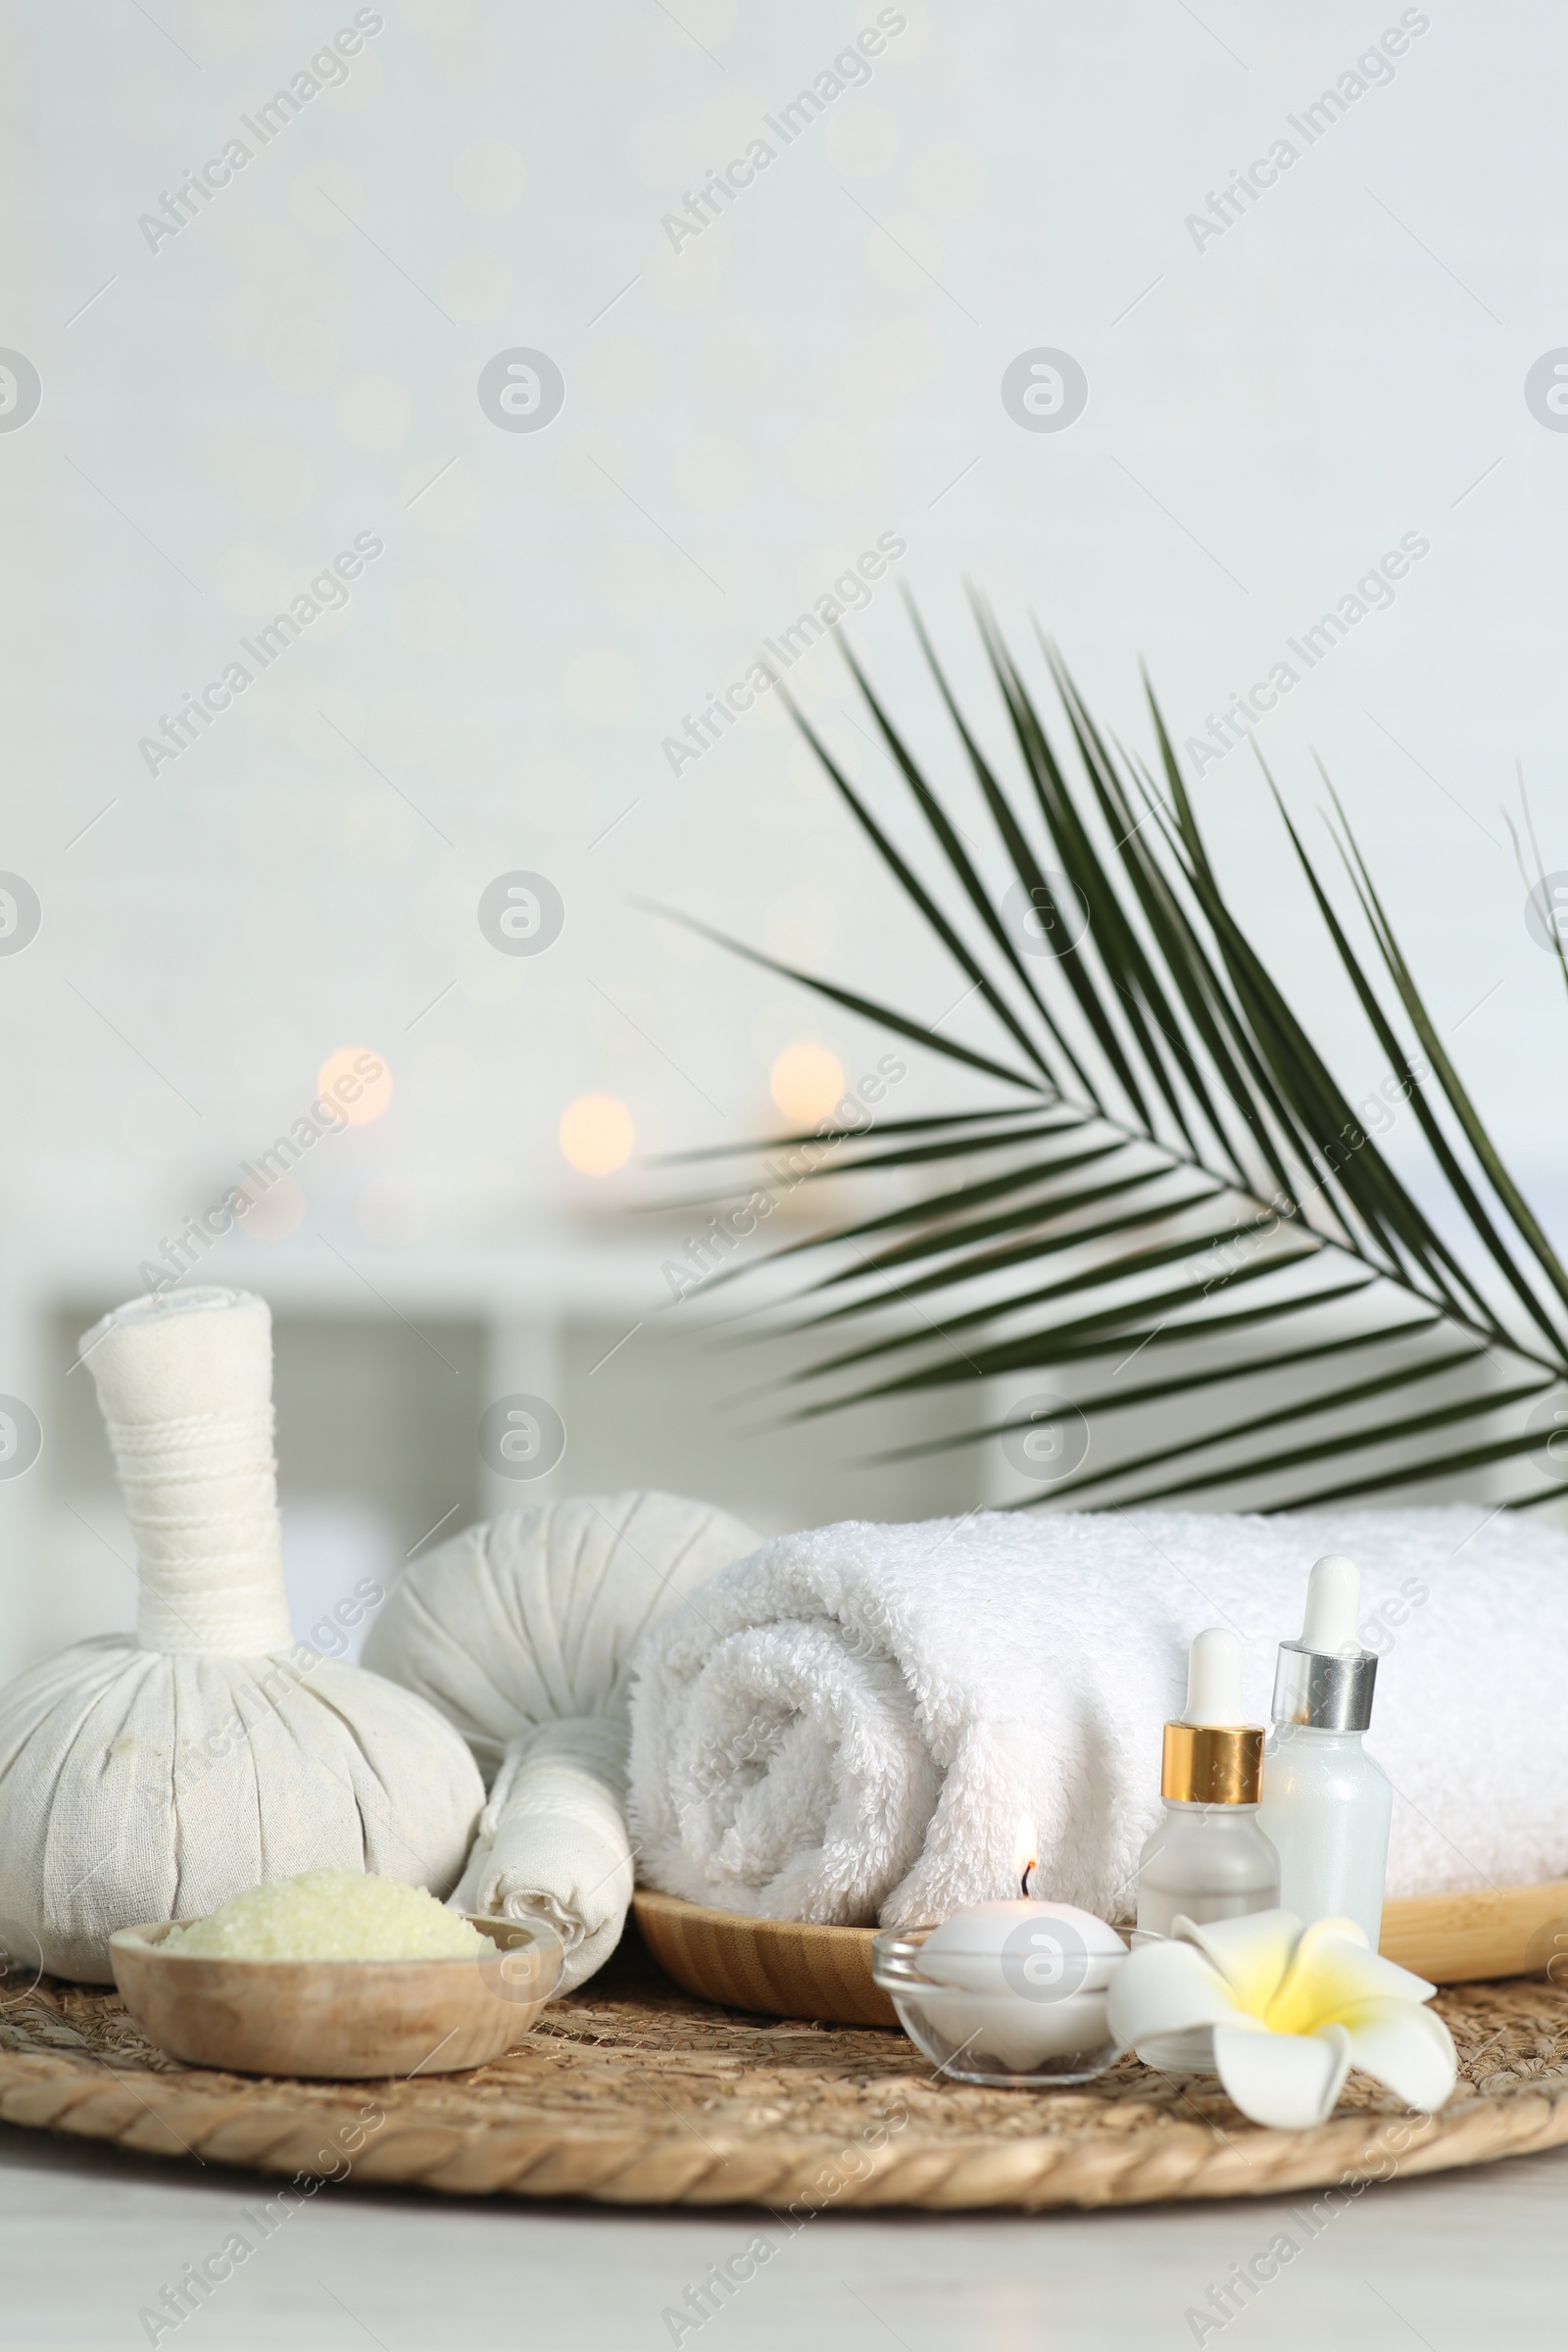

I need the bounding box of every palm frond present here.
[648,605,1568,1512]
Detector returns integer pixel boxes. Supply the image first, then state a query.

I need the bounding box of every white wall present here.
[1,1,1563,1661]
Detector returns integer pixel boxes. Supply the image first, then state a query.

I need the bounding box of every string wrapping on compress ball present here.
[82,1289,293,1655]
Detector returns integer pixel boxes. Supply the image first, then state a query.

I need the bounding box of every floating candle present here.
[874,1900,1128,2082]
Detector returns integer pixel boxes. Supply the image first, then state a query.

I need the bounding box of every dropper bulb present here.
[1183,1626,1246,1726]
[1300,1554,1361,1653]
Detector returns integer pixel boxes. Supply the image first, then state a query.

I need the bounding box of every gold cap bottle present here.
[1136,1627,1280,1957]
[1159,1627,1265,1804]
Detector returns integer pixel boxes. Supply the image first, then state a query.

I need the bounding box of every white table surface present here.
[3,2116,1566,2351]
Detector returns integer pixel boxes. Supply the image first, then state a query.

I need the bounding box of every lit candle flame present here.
[1013,1815,1039,1900]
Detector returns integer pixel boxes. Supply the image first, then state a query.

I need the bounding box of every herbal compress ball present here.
[0,1288,483,1983]
[363,1490,760,1988]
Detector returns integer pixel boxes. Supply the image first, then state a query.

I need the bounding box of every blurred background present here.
[2,0,1565,1683]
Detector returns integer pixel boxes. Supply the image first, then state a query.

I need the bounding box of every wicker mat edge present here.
[7,1947,1568,2212]
[4,2046,1568,2209]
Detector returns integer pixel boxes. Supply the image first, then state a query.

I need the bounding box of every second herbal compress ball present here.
[363,1491,760,1987]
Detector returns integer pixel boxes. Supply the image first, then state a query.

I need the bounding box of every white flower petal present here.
[1339,1996,1457,2114]
[1175,1908,1301,2013]
[1212,2021,1352,2130]
[1106,1939,1239,2048]
[1270,1921,1435,2036]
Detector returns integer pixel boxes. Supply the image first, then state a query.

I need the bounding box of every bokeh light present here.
[770,1043,845,1124]
[317,1047,393,1126]
[559,1093,634,1175]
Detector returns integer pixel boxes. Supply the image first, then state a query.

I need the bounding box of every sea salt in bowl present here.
[110,1872,563,2080]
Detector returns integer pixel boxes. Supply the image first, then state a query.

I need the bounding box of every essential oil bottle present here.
[1133,1627,1279,2073]
[1136,1627,1280,1939]
[1256,1554,1393,1948]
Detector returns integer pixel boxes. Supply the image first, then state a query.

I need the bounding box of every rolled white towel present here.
[364,1492,759,1989]
[627,1504,1568,1929]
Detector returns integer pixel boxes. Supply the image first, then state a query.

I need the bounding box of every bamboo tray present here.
[5,1930,1568,2209]
[634,1890,901,2027]
[633,1878,1568,2031]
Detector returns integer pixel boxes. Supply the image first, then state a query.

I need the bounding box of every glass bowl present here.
[871,1926,1127,2088]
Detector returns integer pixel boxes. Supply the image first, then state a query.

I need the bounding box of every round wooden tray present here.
[633,1888,895,2028]
[633,1878,1568,2031]
[4,1928,1568,2210]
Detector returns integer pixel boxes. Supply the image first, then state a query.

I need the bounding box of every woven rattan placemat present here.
[4,1934,1568,2210]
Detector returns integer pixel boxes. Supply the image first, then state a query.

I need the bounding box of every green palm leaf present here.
[649,604,1568,1511]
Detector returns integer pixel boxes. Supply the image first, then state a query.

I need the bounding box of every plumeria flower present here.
[1107,1908,1456,2130]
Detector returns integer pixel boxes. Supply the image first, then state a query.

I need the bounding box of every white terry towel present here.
[362,1492,759,1988]
[627,1504,1568,1928]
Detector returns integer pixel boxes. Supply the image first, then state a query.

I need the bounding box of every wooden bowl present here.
[633,1878,1568,2031]
[109,1914,562,2080]
[632,1889,893,2028]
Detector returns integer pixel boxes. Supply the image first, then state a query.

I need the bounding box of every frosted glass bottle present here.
[1256,1555,1392,1947]
[1136,1800,1281,1939]
[1135,1628,1279,2071]
[1259,1725,1392,1947]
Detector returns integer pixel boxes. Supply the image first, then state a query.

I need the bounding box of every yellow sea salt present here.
[162,1871,486,1961]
